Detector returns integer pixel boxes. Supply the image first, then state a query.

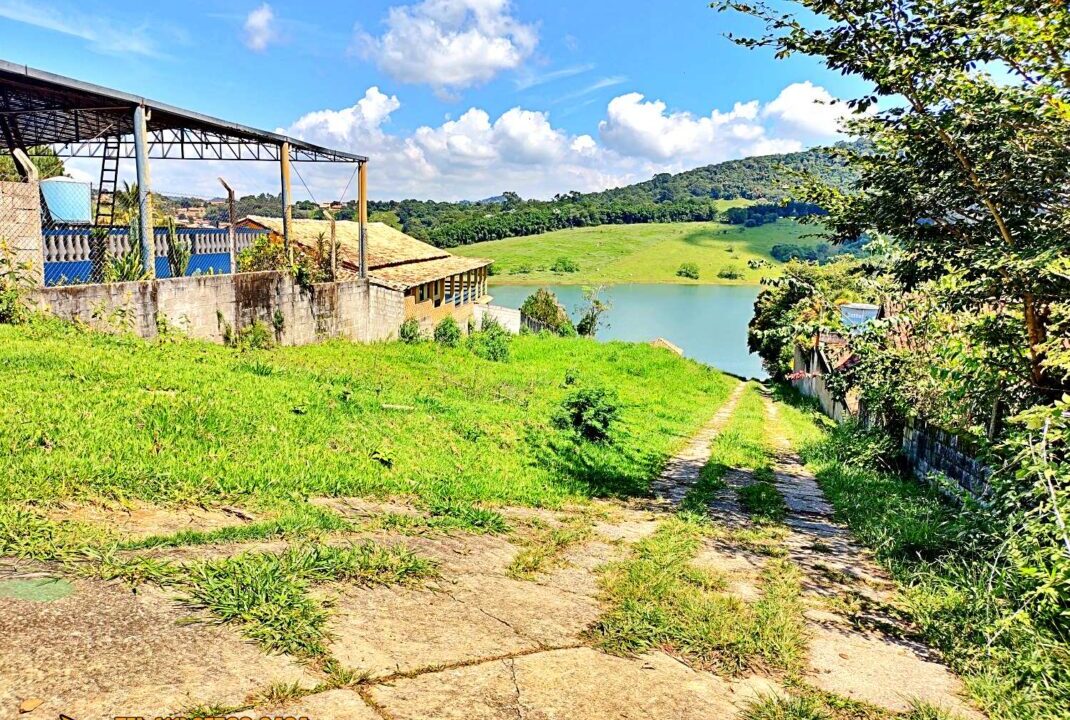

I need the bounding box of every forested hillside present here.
[584,143,857,205]
[372,144,851,247]
[184,144,852,248]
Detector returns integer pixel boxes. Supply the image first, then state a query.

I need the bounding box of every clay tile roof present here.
[243,216,448,270]
[370,255,492,289]
[240,216,491,290]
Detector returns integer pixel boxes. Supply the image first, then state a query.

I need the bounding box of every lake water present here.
[488,284,765,379]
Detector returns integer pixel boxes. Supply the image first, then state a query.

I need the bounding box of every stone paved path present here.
[650,383,746,504]
[762,396,984,719]
[0,384,986,720]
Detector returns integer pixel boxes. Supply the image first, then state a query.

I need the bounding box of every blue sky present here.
[0,0,866,201]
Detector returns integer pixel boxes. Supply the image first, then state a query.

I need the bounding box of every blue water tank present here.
[840,303,880,328]
[41,177,92,223]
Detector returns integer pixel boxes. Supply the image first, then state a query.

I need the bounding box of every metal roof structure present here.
[0,60,365,163]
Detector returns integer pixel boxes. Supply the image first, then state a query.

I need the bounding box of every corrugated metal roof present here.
[0,60,366,162]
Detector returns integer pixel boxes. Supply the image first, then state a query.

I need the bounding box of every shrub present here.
[510,263,533,275]
[433,316,461,347]
[676,262,700,280]
[468,316,510,362]
[555,385,621,443]
[0,238,31,325]
[398,318,421,343]
[717,264,743,280]
[226,321,274,350]
[550,256,579,273]
[237,234,288,273]
[576,286,610,337]
[164,217,191,278]
[520,288,574,335]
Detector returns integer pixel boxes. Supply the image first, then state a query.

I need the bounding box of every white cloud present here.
[515,63,594,91]
[138,82,848,203]
[763,81,852,136]
[600,93,751,162]
[282,87,401,146]
[356,0,537,94]
[243,3,277,52]
[0,0,161,56]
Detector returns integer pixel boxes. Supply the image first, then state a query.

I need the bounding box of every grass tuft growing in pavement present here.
[594,516,805,674]
[706,383,771,470]
[508,517,593,580]
[742,687,962,720]
[741,695,832,720]
[739,466,788,524]
[121,503,353,551]
[181,542,434,659]
[377,498,511,535]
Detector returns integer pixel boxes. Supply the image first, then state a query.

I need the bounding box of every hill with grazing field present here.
[453,219,826,285]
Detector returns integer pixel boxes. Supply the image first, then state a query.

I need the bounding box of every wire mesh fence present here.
[0,152,363,288]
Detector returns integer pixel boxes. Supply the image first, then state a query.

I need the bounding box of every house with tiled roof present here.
[791,303,880,421]
[240,216,493,331]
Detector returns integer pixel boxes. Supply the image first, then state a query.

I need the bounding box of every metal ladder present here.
[94,136,120,227]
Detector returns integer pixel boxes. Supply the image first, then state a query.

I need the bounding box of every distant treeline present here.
[724,200,826,227]
[189,143,857,248]
[424,198,735,248]
[770,236,870,264]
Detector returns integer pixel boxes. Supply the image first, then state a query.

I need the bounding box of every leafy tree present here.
[720,0,1070,397]
[576,287,611,337]
[747,259,869,379]
[0,147,64,182]
[520,288,574,335]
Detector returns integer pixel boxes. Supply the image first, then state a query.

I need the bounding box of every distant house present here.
[239,216,493,331]
[791,302,880,421]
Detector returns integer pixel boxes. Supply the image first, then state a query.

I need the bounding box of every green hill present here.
[365,144,855,248]
[454,220,824,285]
[585,144,857,205]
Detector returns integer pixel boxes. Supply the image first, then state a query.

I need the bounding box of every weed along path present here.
[0,364,984,716]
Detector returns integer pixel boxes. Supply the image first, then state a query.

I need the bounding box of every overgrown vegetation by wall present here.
[730,2,1070,693]
[775,390,1069,720]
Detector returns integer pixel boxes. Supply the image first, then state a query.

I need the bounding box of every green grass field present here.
[0,319,737,513]
[452,220,821,286]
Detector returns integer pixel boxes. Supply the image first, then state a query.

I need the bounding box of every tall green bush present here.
[398,318,421,344]
[520,288,574,335]
[555,385,620,443]
[468,316,510,362]
[434,316,461,347]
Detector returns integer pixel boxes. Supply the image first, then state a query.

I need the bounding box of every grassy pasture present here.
[452,219,820,286]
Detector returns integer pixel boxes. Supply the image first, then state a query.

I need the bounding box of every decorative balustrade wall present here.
[42,227,267,286]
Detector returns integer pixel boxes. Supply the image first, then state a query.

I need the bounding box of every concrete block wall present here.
[31,272,406,346]
[902,418,992,497]
[0,179,44,286]
[474,304,521,334]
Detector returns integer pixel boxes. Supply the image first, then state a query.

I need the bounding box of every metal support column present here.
[133,104,155,278]
[279,141,293,264]
[358,160,368,279]
[219,177,237,274]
